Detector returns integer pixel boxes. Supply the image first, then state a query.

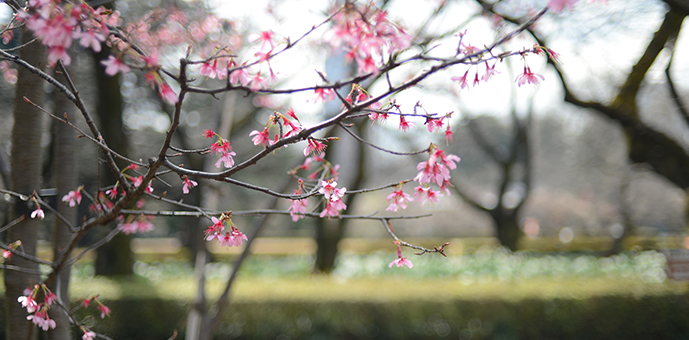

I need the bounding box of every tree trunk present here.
[5,27,45,340]
[313,122,366,273]
[92,39,134,277]
[492,209,520,251]
[46,61,77,340]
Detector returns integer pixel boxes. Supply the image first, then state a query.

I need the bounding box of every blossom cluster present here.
[204,213,247,248]
[249,108,303,148]
[318,179,347,218]
[17,284,58,331]
[18,0,114,66]
[324,3,412,75]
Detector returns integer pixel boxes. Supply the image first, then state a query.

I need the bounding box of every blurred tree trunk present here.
[452,107,532,251]
[481,0,689,247]
[93,35,133,276]
[5,27,45,340]
[313,121,367,273]
[46,61,77,340]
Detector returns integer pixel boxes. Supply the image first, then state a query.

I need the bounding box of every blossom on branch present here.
[386,188,413,212]
[31,206,45,220]
[182,176,198,194]
[389,245,413,269]
[62,186,83,207]
[101,55,130,76]
[515,67,544,87]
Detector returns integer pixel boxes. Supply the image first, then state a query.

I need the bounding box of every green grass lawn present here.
[65,249,686,303]
[70,274,689,303]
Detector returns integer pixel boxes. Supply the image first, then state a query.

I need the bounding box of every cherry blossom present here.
[389,246,413,269]
[304,138,327,157]
[158,82,178,104]
[515,67,545,87]
[386,189,413,212]
[319,180,338,200]
[425,118,444,133]
[250,127,272,147]
[31,206,45,220]
[101,56,130,76]
[445,126,454,145]
[182,176,198,194]
[288,198,309,221]
[73,27,106,52]
[451,70,470,91]
[62,187,82,207]
[214,150,236,168]
[97,303,111,318]
[18,295,39,313]
[313,88,336,103]
[117,221,137,235]
[481,61,500,82]
[398,115,413,132]
[28,311,56,331]
[82,329,97,340]
[106,183,119,199]
[249,72,267,92]
[288,183,309,221]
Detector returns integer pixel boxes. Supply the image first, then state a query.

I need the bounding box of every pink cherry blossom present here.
[106,184,118,199]
[218,231,236,247]
[230,227,248,247]
[389,246,413,269]
[214,150,237,168]
[18,295,38,313]
[304,138,327,157]
[31,206,45,220]
[248,30,275,51]
[385,189,413,212]
[515,67,545,87]
[117,221,137,235]
[425,118,444,133]
[319,180,338,200]
[398,115,413,132]
[62,188,82,207]
[101,55,130,76]
[182,176,198,194]
[249,72,267,92]
[44,290,57,306]
[136,219,154,233]
[313,88,336,103]
[481,62,500,82]
[451,70,470,91]
[97,303,110,318]
[82,330,97,340]
[158,82,178,104]
[288,198,308,221]
[47,46,71,66]
[73,27,106,52]
[229,65,251,86]
[250,127,273,147]
[445,126,454,145]
[548,0,578,12]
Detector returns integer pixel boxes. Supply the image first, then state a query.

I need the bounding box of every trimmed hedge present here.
[3,292,688,340]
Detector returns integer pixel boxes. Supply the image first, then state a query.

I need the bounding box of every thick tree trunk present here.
[5,28,45,340]
[492,209,520,251]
